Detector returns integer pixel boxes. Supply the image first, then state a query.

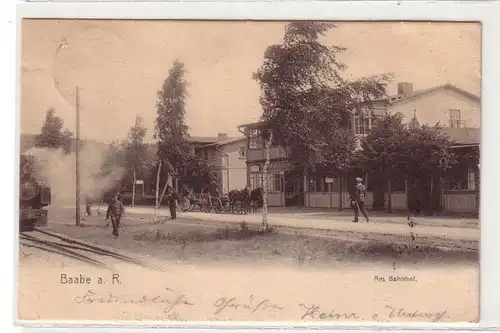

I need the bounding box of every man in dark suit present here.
[166,186,179,220]
[106,194,124,237]
[354,177,369,223]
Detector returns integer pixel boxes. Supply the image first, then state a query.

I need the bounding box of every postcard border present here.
[9,0,500,331]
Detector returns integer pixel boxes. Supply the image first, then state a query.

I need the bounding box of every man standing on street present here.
[166,186,179,220]
[354,177,369,223]
[84,195,92,216]
[106,194,124,238]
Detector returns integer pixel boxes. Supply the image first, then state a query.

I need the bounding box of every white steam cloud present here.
[25,143,124,206]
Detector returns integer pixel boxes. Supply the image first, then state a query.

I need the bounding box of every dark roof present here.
[187,136,219,144]
[187,136,240,145]
[200,136,246,148]
[237,121,266,130]
[439,127,480,146]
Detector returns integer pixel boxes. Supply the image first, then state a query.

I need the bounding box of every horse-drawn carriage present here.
[179,188,232,214]
[178,185,263,215]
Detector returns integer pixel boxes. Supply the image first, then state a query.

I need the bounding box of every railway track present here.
[19,228,169,272]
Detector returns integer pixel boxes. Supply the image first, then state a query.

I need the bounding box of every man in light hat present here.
[353,177,369,223]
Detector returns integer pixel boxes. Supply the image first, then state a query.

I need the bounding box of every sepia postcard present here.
[17,19,480,324]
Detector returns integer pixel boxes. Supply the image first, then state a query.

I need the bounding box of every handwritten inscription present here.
[71,288,448,322]
[299,303,360,320]
[60,273,121,285]
[213,295,285,315]
[74,288,194,314]
[382,305,447,322]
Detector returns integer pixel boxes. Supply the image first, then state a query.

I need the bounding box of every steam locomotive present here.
[19,154,51,232]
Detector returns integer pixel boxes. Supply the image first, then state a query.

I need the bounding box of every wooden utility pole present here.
[75,86,81,226]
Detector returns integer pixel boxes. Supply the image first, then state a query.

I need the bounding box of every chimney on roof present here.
[397,82,414,96]
[217,133,228,140]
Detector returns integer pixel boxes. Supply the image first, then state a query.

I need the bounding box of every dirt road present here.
[70,205,478,242]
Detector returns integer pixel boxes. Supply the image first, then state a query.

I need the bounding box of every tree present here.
[357,113,408,211]
[253,21,390,226]
[35,108,73,153]
[121,115,149,207]
[400,124,457,213]
[154,59,190,216]
[180,155,215,193]
[358,113,457,213]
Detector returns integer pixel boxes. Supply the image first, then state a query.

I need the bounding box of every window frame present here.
[248,129,263,149]
[238,146,246,159]
[449,109,462,129]
[354,110,373,136]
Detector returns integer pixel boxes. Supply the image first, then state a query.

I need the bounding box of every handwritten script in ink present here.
[298,303,448,322]
[379,305,447,323]
[74,288,194,315]
[213,294,285,316]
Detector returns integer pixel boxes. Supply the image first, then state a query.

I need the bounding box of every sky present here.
[20,20,481,143]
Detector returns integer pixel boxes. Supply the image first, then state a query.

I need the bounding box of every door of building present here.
[284,170,303,206]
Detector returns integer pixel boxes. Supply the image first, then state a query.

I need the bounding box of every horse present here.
[249,187,264,213]
[227,187,251,214]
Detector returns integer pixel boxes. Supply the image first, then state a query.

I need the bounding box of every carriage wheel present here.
[179,198,189,212]
[213,198,223,214]
[202,200,212,213]
[222,200,231,214]
[232,201,242,214]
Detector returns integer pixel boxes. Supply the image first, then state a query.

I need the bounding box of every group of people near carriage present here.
[178,181,263,215]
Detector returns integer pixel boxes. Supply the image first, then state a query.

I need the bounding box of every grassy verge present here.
[42,215,478,268]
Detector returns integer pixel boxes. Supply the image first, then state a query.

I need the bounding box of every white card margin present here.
[2,0,499,331]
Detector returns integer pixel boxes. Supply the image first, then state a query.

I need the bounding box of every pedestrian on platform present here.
[353,177,369,223]
[167,186,178,220]
[106,194,125,238]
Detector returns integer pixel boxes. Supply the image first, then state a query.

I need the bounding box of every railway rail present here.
[19,228,169,272]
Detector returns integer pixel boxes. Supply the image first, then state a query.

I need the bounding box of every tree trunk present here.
[338,174,343,211]
[261,132,273,231]
[154,160,162,223]
[429,175,434,214]
[302,168,308,209]
[387,177,392,213]
[440,176,444,213]
[404,179,409,214]
[132,162,136,208]
[159,176,169,208]
[371,176,386,210]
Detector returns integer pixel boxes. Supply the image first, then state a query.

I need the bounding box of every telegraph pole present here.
[75,86,81,226]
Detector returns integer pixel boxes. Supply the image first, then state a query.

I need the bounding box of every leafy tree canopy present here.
[358,113,458,178]
[253,21,391,172]
[121,115,151,181]
[35,108,73,153]
[154,59,190,173]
